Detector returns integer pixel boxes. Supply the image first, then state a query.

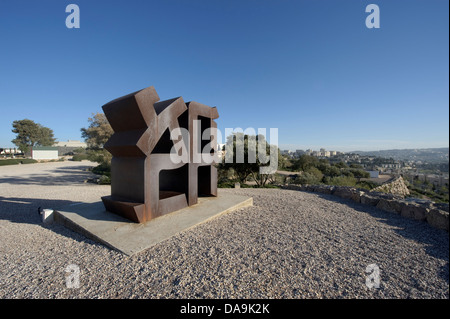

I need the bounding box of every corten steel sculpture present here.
[101,86,219,223]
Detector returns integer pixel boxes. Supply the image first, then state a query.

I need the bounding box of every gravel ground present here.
[0,161,448,298]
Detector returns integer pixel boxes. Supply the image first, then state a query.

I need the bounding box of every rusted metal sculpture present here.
[101,86,218,223]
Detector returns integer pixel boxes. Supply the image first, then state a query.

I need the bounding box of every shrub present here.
[324,175,357,187]
[0,159,37,166]
[98,175,111,185]
[72,154,89,161]
[305,167,323,182]
[87,149,111,166]
[340,169,355,178]
[72,148,85,154]
[294,171,322,185]
[92,163,111,177]
[356,180,378,190]
[218,181,235,188]
[322,165,341,177]
[349,168,370,179]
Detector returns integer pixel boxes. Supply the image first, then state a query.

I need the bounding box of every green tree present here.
[334,161,348,169]
[250,136,280,187]
[220,133,259,184]
[81,113,113,149]
[220,133,278,187]
[81,112,113,166]
[11,119,56,154]
[291,155,319,171]
[349,168,370,179]
[278,151,289,170]
[318,163,341,177]
[294,168,323,185]
[305,166,323,182]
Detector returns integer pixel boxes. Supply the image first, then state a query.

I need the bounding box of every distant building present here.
[54,140,87,148]
[381,163,401,169]
[54,140,87,156]
[282,148,340,158]
[32,146,59,160]
[416,174,449,187]
[295,149,305,156]
[367,170,380,178]
[0,148,22,156]
[217,143,226,159]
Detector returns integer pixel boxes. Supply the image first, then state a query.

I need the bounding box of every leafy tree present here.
[250,138,280,187]
[295,173,319,185]
[81,113,113,149]
[220,133,278,187]
[220,133,259,184]
[334,161,348,169]
[318,163,341,177]
[80,112,113,166]
[349,168,370,179]
[278,151,289,170]
[306,166,324,182]
[11,119,56,154]
[293,166,324,185]
[291,155,319,171]
[341,168,354,177]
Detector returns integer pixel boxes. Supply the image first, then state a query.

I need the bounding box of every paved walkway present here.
[0,160,98,186]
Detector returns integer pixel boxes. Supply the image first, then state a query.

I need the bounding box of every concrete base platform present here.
[53,191,252,256]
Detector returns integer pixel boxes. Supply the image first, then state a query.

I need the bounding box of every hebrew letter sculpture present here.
[101,86,218,223]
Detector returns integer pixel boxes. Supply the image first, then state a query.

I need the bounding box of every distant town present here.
[1,142,448,186]
[280,147,449,188]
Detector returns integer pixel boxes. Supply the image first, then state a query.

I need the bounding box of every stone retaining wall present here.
[281,184,449,232]
[372,176,410,196]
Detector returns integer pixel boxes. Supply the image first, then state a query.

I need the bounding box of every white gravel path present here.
[0,161,448,298]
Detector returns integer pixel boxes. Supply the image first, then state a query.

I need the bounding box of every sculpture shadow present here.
[0,195,105,247]
[312,192,449,283]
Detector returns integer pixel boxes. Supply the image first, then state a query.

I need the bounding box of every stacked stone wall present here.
[282,184,449,232]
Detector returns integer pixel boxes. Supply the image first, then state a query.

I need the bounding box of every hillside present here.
[352,148,449,163]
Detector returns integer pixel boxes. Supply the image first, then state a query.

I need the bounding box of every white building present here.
[32,146,59,160]
[0,148,21,156]
[216,143,226,159]
[367,170,380,178]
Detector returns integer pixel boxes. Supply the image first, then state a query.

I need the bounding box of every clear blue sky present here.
[0,0,448,151]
